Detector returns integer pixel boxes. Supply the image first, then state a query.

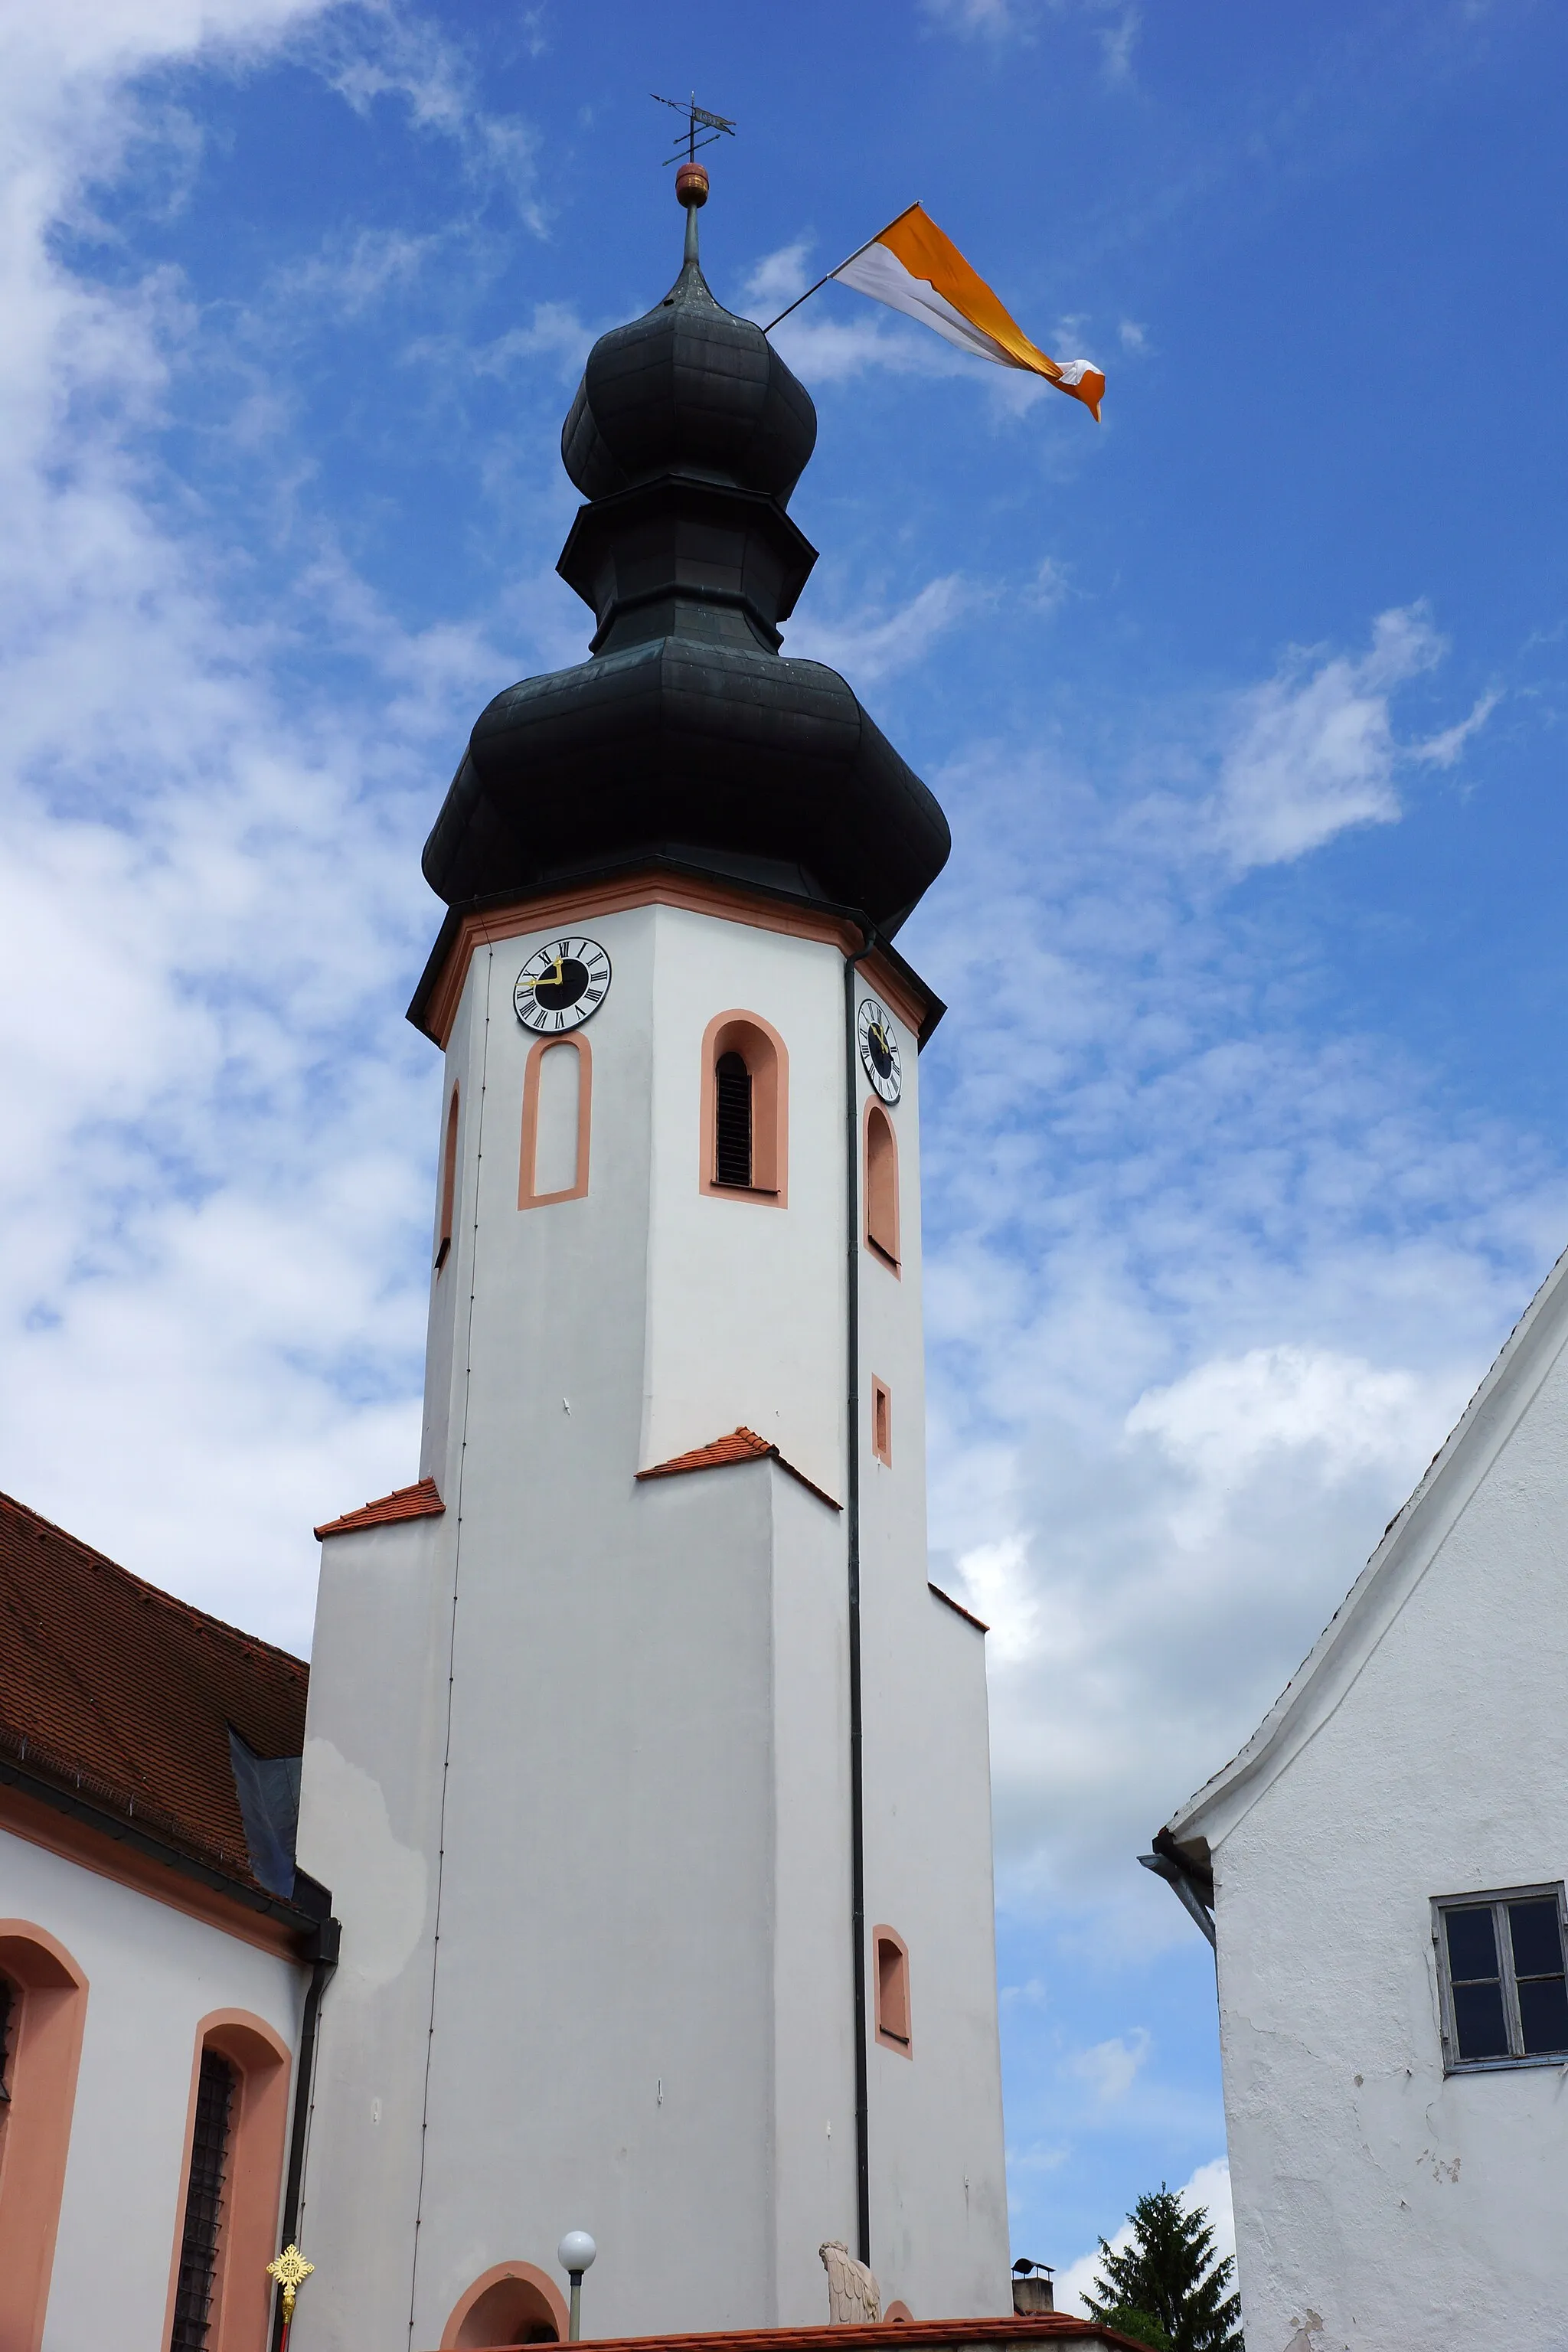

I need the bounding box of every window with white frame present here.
[1433,1884,1568,2070]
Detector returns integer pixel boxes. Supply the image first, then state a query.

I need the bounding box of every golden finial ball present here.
[675,162,709,207]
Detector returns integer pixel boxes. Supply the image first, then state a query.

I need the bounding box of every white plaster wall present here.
[294,1509,452,2352]
[1209,1326,1568,2351]
[0,1826,303,2352]
[643,905,847,1495]
[299,899,1007,2345]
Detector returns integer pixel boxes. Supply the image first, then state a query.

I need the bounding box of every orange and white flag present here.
[831,203,1104,419]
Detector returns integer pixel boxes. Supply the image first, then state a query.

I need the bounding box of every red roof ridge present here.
[0,1489,307,1681]
[928,1580,989,1635]
[315,1476,446,1540]
[637,1429,841,1512]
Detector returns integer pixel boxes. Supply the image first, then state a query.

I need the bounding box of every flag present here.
[832,204,1104,420]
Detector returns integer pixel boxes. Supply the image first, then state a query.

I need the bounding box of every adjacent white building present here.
[1156,1243,1568,2351]
[0,1488,328,2352]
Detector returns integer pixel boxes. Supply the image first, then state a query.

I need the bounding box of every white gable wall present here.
[1194,1289,1568,2350]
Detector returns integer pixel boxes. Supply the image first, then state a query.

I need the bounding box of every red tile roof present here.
[524,2322,1144,2352]
[315,1476,445,1540]
[636,1428,841,1511]
[0,1488,307,1895]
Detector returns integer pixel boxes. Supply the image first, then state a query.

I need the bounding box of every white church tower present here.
[293,168,1008,2351]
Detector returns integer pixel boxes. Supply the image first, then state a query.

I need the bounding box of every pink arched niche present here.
[0,1922,89,2352]
[862,1096,900,1273]
[518,1034,593,1209]
[436,1083,461,1269]
[442,2260,569,2347]
[885,2301,915,2322]
[161,2008,292,2352]
[699,1009,789,1204]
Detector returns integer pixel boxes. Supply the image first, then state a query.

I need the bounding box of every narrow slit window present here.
[864,1103,900,1270]
[170,2050,236,2352]
[1435,1884,1568,2069]
[714,1051,753,1187]
[874,1929,912,2054]
[872,1378,892,1468]
[0,1975,14,2105]
[436,1086,460,1270]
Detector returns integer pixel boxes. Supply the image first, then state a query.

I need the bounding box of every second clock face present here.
[514,936,612,1033]
[858,998,903,1104]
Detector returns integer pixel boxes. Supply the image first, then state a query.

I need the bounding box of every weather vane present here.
[651,92,737,169]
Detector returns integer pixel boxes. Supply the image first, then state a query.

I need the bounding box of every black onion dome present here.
[561,252,817,503]
[419,206,949,942]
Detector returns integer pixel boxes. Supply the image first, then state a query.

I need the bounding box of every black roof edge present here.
[405,855,946,1047]
[0,1753,338,1958]
[1151,1822,1215,1902]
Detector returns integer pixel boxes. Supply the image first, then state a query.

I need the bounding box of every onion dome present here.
[418,177,950,944]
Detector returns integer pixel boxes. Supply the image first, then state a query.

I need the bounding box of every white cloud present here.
[741,240,812,315]
[1119,318,1148,354]
[0,0,558,1647]
[1205,603,1493,870]
[782,574,975,685]
[1098,7,1140,83]
[921,0,1021,37]
[901,718,1560,1932]
[1069,2027,1152,2104]
[1055,2157,1234,2316]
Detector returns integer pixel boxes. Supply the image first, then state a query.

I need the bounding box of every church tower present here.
[294,172,1008,2350]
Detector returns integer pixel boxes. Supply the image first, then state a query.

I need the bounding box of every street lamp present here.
[557,2230,596,2342]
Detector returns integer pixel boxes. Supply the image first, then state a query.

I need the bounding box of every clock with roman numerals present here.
[514,936,612,1034]
[858,998,903,1104]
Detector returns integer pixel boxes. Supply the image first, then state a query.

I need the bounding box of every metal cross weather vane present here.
[651,91,737,168]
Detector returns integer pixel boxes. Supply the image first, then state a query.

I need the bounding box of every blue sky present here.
[2,0,1565,2308]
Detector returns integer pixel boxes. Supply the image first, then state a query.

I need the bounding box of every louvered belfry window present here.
[170,2050,237,2350]
[714,1050,753,1187]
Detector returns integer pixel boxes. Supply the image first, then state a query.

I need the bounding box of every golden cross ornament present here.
[266,2243,315,2323]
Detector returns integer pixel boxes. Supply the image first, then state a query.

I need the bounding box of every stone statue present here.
[819,2240,882,2323]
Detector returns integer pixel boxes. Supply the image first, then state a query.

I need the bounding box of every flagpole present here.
[762,203,920,335]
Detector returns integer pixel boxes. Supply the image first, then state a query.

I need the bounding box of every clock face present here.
[514,936,612,1034]
[858,998,903,1104]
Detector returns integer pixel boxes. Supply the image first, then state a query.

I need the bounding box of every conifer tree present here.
[1083,2185,1243,2351]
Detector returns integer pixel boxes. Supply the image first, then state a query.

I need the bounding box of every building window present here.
[863,1101,900,1272]
[874,1926,912,2056]
[1434,1884,1568,2070]
[872,1377,892,1467]
[170,2050,236,2352]
[0,1923,89,2352]
[436,1085,460,1269]
[166,2013,292,2352]
[519,1035,592,1208]
[715,1053,752,1184]
[700,1013,789,1204]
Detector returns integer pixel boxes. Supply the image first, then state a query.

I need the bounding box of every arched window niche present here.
[436,1084,461,1269]
[699,1011,789,1205]
[163,2011,291,2352]
[519,1034,592,1210]
[863,1099,900,1273]
[441,2261,569,2348]
[874,1925,913,2057]
[0,1923,88,2352]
